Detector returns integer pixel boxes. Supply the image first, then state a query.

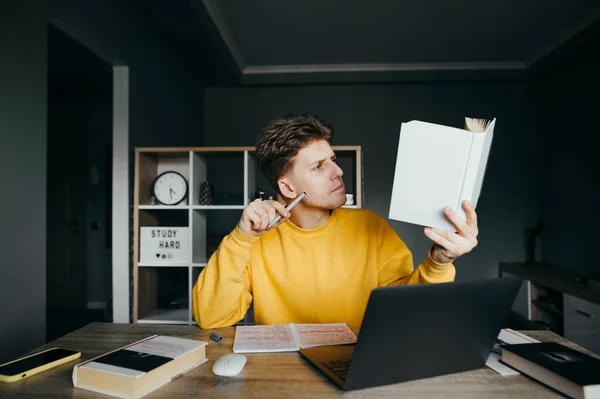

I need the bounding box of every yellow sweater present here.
[192,208,455,330]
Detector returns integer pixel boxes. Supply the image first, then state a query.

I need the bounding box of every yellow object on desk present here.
[0,347,81,383]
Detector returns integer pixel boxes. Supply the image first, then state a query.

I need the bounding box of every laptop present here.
[299,276,522,391]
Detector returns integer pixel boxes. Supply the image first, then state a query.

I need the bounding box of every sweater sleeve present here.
[192,226,258,329]
[376,217,456,286]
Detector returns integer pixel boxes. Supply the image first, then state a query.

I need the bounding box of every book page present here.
[459,118,495,212]
[291,323,357,349]
[498,328,540,344]
[233,324,301,353]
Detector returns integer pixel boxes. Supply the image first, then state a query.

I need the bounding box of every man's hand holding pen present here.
[238,199,290,237]
[237,192,306,237]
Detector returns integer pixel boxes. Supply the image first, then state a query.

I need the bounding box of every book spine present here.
[456,133,476,213]
[458,132,488,216]
[72,363,78,386]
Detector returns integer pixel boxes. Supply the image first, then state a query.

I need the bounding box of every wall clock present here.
[152,171,188,205]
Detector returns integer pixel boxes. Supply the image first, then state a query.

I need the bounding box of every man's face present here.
[282,139,346,209]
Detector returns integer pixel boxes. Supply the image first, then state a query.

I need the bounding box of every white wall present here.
[204,82,541,280]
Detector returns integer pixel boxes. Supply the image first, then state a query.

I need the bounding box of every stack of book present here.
[501,342,600,399]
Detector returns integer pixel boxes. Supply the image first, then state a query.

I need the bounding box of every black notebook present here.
[501,342,600,399]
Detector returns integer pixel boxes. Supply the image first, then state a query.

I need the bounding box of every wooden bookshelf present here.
[132,146,363,325]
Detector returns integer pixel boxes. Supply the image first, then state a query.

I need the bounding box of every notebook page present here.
[232,324,301,353]
[291,323,357,349]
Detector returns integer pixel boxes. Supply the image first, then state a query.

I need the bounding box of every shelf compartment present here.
[246,151,279,202]
[136,151,191,206]
[138,209,190,264]
[532,299,563,316]
[192,209,241,264]
[191,151,245,206]
[192,256,209,266]
[138,209,188,227]
[137,308,190,325]
[190,266,205,326]
[530,282,564,335]
[335,148,362,207]
[192,266,205,288]
[138,267,189,324]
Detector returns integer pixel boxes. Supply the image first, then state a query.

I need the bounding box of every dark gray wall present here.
[0,0,48,364]
[536,34,600,276]
[48,0,205,326]
[0,0,204,363]
[47,24,114,316]
[48,0,205,147]
[204,82,541,280]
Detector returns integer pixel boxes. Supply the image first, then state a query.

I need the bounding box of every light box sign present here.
[140,227,190,263]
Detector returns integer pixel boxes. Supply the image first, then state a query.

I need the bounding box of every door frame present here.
[111,66,129,323]
[47,20,130,323]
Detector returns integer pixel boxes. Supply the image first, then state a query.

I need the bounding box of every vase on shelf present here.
[199,181,214,205]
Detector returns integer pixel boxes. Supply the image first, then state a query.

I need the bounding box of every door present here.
[47,95,88,309]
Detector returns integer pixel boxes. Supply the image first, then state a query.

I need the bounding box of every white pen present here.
[267,191,306,229]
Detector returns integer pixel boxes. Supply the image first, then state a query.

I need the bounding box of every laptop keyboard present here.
[322,359,351,381]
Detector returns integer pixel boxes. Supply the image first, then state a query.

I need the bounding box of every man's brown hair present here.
[255,113,334,195]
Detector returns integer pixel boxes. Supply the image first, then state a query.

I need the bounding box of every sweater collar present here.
[279,208,340,237]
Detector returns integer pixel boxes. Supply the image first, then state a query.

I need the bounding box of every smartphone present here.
[0,347,81,383]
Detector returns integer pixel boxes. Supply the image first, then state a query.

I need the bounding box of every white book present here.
[389,117,496,231]
[72,335,208,399]
[232,323,357,353]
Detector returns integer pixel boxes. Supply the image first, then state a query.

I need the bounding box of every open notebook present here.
[232,323,357,353]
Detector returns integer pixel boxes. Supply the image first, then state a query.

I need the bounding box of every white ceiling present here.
[133,0,600,84]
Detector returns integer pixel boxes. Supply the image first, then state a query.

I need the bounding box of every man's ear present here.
[277,178,298,199]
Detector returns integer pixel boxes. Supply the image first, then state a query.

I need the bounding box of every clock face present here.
[153,171,188,205]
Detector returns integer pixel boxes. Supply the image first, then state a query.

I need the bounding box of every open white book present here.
[389,117,495,231]
[232,323,357,353]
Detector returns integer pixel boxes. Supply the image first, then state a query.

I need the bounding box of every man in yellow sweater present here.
[193,113,479,330]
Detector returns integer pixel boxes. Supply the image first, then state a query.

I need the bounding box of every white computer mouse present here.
[212,354,247,377]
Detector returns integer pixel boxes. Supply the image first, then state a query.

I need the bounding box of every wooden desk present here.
[0,323,595,398]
